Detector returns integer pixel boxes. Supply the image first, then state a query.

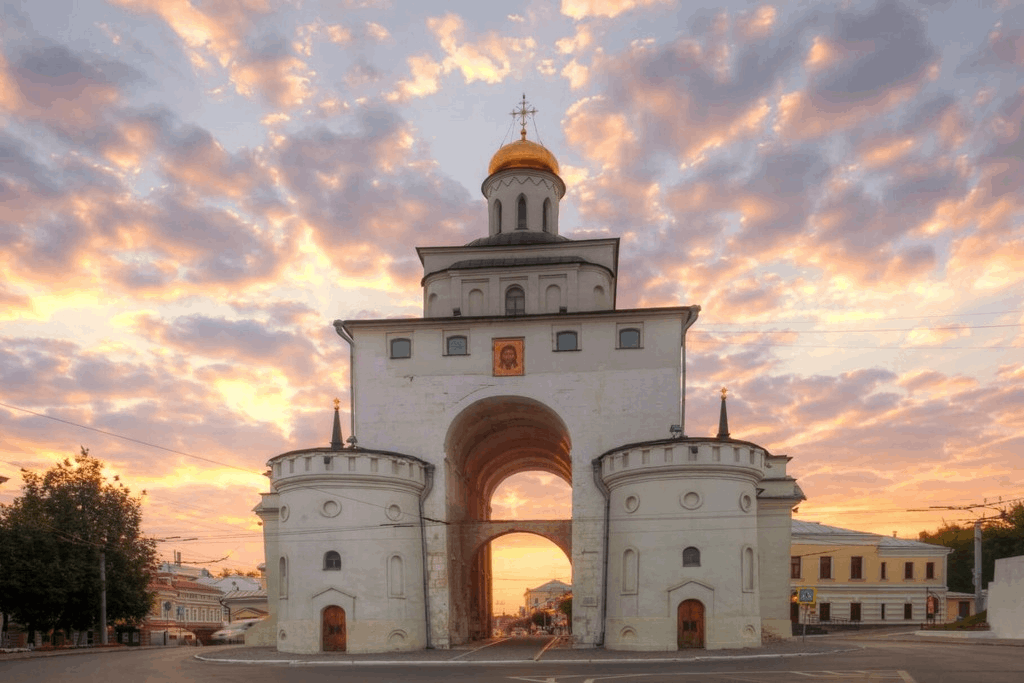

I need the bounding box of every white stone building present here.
[256,112,804,654]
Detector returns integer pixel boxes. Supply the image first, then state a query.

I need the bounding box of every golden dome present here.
[488,138,560,176]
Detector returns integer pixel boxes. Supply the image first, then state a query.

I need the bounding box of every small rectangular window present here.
[819,603,830,621]
[850,556,863,580]
[820,556,832,580]
[390,338,411,359]
[880,604,886,620]
[926,562,935,580]
[880,561,887,580]
[446,335,468,356]
[790,556,801,579]
[904,562,914,580]
[555,330,578,351]
[618,327,641,349]
[850,603,861,622]
[904,603,913,620]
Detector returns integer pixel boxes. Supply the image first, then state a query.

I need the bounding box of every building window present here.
[850,556,863,580]
[446,335,468,356]
[850,603,861,622]
[495,199,502,232]
[683,547,701,567]
[905,562,914,580]
[324,551,341,571]
[505,286,525,316]
[819,603,831,621]
[880,561,887,580]
[618,328,641,349]
[555,331,578,351]
[279,556,287,598]
[517,195,527,229]
[881,604,886,620]
[542,198,551,232]
[926,562,935,580]
[819,556,832,580]
[390,338,411,359]
[791,556,801,579]
[904,603,913,620]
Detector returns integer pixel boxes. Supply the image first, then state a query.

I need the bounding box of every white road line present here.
[897,671,918,683]
[448,637,511,660]
[534,636,563,661]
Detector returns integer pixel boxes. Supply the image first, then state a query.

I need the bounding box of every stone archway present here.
[444,396,572,645]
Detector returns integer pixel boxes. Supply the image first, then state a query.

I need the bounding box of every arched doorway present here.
[322,605,347,652]
[677,599,705,649]
[444,396,572,645]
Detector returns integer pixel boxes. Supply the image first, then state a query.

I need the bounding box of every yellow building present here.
[791,521,951,626]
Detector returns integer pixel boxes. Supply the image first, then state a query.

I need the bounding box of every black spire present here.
[717,387,730,439]
[330,398,343,450]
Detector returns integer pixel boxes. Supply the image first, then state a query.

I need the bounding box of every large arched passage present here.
[444,396,572,644]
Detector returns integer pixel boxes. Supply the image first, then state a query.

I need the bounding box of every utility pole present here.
[99,548,108,645]
[974,520,984,613]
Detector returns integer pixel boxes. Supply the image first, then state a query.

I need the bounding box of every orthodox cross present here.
[333,397,341,410]
[511,93,537,140]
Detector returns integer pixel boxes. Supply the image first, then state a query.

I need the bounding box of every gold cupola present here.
[488,138,560,176]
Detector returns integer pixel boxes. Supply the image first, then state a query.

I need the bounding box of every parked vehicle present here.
[210,619,262,644]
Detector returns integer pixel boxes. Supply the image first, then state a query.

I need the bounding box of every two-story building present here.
[790,521,952,625]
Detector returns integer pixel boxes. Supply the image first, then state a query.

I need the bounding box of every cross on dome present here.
[510,93,538,141]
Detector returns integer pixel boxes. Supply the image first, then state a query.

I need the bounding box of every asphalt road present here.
[2,634,1022,683]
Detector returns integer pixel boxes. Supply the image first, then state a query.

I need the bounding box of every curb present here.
[194,646,863,666]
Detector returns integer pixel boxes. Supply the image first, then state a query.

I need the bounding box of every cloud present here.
[427,13,536,85]
[560,0,673,21]
[387,54,443,102]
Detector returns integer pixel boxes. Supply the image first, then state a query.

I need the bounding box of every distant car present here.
[210,619,262,644]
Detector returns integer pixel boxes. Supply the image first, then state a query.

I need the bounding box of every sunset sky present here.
[1,0,1022,613]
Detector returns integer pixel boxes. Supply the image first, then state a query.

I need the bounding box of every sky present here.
[1,0,1022,614]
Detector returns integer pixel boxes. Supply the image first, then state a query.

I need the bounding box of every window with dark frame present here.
[881,603,886,620]
[820,556,832,579]
[683,547,701,567]
[819,603,831,621]
[555,331,578,351]
[926,562,935,579]
[495,200,502,232]
[517,195,527,229]
[905,562,914,580]
[850,556,863,580]
[618,328,641,349]
[881,561,887,580]
[543,198,550,232]
[904,603,913,620]
[505,286,525,316]
[850,603,861,621]
[790,556,801,579]
[323,551,341,570]
[446,335,468,356]
[390,338,411,359]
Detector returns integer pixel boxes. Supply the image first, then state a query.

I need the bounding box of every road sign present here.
[797,587,816,605]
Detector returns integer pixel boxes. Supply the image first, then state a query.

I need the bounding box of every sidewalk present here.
[0,644,172,661]
[195,638,857,666]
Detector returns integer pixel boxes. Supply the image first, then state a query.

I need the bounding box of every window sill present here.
[553,348,580,353]
[616,346,643,350]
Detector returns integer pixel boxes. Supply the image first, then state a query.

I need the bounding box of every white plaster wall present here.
[347,311,688,647]
[757,502,795,639]
[602,451,763,651]
[483,170,562,236]
[988,555,1024,639]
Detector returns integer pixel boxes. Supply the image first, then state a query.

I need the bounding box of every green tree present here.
[919,503,1024,593]
[0,448,158,640]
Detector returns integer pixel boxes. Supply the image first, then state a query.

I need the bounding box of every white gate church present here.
[256,102,804,653]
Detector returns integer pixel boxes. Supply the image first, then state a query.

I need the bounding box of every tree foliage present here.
[918,503,1024,593]
[0,448,158,635]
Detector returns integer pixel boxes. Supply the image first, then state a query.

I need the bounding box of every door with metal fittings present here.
[677,599,705,649]
[322,605,347,651]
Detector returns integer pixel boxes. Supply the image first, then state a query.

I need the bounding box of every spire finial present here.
[717,387,730,439]
[510,93,537,141]
[330,398,343,450]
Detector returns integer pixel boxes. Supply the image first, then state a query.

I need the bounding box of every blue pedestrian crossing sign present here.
[797,588,816,605]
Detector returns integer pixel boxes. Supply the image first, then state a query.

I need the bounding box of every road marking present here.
[448,637,511,660]
[534,636,563,661]
[897,672,917,683]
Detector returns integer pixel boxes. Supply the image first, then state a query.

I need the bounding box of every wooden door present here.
[677,599,705,649]
[322,605,347,652]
